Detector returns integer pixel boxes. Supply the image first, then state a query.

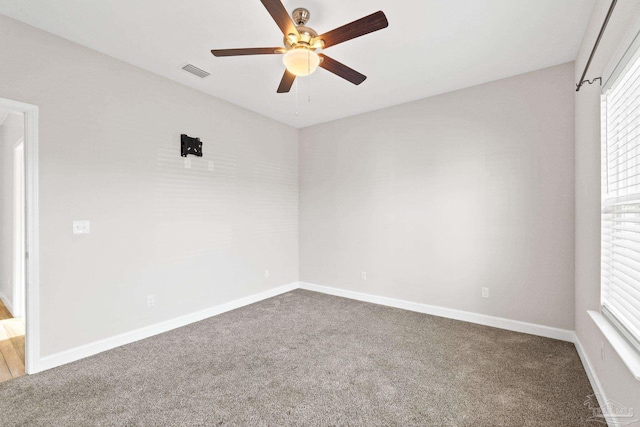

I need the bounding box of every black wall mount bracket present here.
[181,134,203,157]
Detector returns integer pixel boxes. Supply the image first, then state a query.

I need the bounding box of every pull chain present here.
[294,49,314,116]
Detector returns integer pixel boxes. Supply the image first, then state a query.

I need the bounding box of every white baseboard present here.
[299,282,575,342]
[0,291,15,317]
[573,334,614,427]
[35,282,298,373]
[27,279,621,426]
[33,281,578,374]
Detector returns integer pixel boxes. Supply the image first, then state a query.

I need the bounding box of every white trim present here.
[12,139,25,319]
[13,135,23,150]
[35,282,298,372]
[602,10,640,92]
[0,291,15,317]
[25,103,39,375]
[298,282,575,342]
[573,334,615,427]
[16,279,629,425]
[0,97,39,375]
[30,281,601,380]
[588,310,640,380]
[32,281,578,372]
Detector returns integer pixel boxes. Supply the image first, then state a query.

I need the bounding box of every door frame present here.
[0,97,39,374]
[13,138,25,318]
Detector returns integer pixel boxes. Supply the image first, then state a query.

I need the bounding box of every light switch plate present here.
[208,161,215,171]
[73,220,90,234]
[184,158,192,169]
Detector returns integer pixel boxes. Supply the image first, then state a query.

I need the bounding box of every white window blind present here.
[602,40,640,353]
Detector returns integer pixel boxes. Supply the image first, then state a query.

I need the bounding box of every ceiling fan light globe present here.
[283,49,320,77]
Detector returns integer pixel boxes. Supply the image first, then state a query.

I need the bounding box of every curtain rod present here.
[576,0,618,92]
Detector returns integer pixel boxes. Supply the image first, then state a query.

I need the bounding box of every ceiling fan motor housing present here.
[283,8,322,50]
[284,25,319,50]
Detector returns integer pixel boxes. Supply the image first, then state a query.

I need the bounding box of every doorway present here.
[0,98,39,378]
[0,110,25,381]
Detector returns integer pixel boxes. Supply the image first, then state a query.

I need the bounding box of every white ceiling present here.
[0,0,595,128]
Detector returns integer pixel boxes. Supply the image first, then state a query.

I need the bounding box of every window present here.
[601,39,640,354]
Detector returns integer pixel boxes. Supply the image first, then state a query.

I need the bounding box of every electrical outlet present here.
[361,271,367,280]
[72,220,90,234]
[481,287,489,298]
[147,295,155,307]
[184,158,192,169]
[264,270,269,278]
[208,161,215,171]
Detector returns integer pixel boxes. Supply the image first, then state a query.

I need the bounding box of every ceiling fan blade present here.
[211,47,284,57]
[277,70,296,93]
[314,11,388,49]
[318,54,367,85]
[260,0,300,38]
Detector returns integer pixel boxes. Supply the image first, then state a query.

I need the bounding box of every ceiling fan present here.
[211,0,388,93]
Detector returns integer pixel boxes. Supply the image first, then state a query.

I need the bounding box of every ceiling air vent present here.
[182,64,210,78]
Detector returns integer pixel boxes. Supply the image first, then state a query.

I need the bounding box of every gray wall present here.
[574,0,640,415]
[299,62,576,330]
[0,111,24,314]
[0,15,299,357]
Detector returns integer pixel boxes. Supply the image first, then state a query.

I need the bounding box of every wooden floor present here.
[0,300,25,383]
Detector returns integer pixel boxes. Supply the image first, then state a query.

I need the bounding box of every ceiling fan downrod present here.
[292,8,310,26]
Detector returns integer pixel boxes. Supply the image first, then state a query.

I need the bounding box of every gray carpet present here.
[0,290,596,426]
